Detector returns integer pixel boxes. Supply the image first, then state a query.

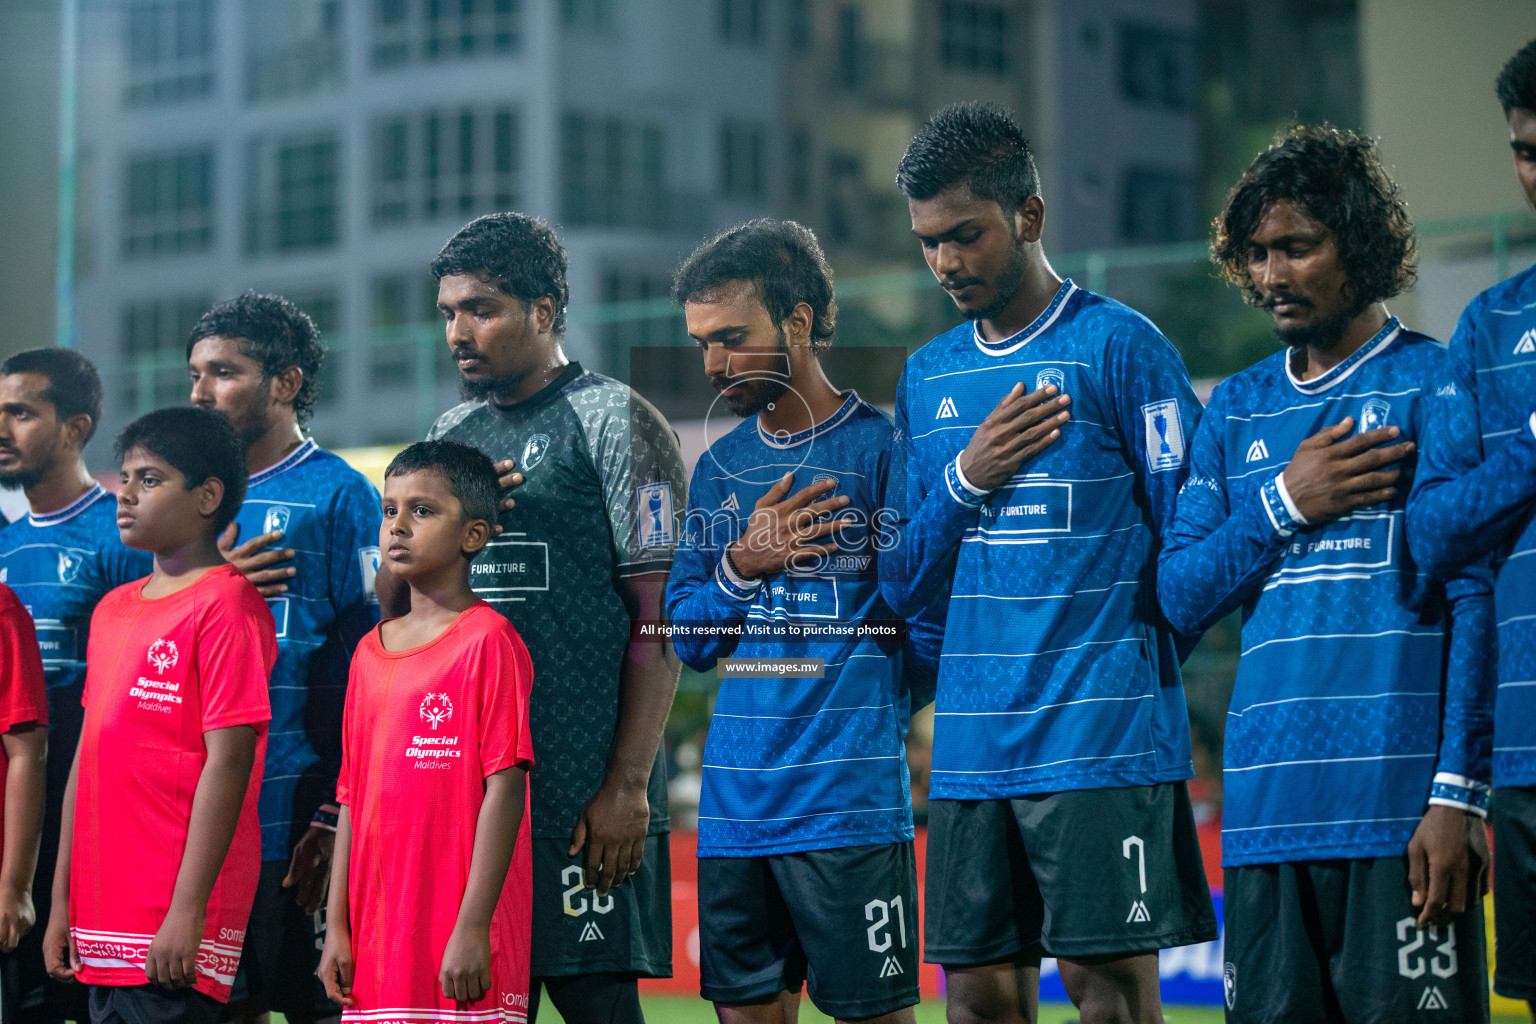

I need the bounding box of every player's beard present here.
[718,324,791,417]
[224,392,274,447]
[1269,294,1368,351]
[966,228,1029,322]
[0,465,43,491]
[460,370,524,404]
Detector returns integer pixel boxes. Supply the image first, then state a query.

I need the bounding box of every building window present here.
[123,148,214,259]
[371,0,520,68]
[940,1,1008,75]
[718,0,762,45]
[121,295,212,412]
[786,0,813,48]
[245,134,341,254]
[786,126,812,202]
[245,0,343,101]
[601,269,681,378]
[1120,167,1195,243]
[560,113,667,229]
[1118,24,1194,110]
[370,273,445,388]
[371,106,520,227]
[561,0,613,32]
[124,0,214,105]
[719,121,766,201]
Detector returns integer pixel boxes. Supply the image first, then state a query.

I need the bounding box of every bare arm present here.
[0,724,45,952]
[440,767,528,1002]
[145,724,258,989]
[317,805,355,1007]
[43,743,81,982]
[569,574,679,895]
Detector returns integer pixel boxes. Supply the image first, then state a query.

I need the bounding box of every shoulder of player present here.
[459,603,531,661]
[1203,349,1290,416]
[1465,261,1536,321]
[192,566,273,620]
[1073,291,1179,358]
[429,399,490,439]
[904,321,975,374]
[0,582,25,619]
[304,446,382,504]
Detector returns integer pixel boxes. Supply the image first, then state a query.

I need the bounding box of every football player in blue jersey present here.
[666,219,939,1024]
[0,348,153,1023]
[881,103,1214,1024]
[1162,126,1495,1022]
[1407,39,1536,1018]
[187,294,382,1024]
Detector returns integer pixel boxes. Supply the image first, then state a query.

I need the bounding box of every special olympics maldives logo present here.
[147,639,179,675]
[419,692,454,730]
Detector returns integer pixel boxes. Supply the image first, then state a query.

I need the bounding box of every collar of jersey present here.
[757,391,861,449]
[249,438,319,486]
[1285,316,1401,395]
[487,361,585,415]
[28,483,108,527]
[972,279,1078,357]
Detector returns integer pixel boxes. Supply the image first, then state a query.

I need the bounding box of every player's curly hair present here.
[896,102,1040,211]
[186,293,325,425]
[672,218,837,350]
[1213,125,1417,309]
[1497,38,1536,116]
[432,212,569,336]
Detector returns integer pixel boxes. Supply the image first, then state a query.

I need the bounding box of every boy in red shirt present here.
[42,407,275,1024]
[319,439,534,1022]
[0,583,48,960]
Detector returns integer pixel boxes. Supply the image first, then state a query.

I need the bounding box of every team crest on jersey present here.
[1141,400,1185,471]
[147,638,179,674]
[57,550,83,584]
[637,482,674,547]
[1246,439,1269,463]
[419,692,454,730]
[1035,367,1065,392]
[935,396,959,419]
[1515,329,1536,355]
[263,505,291,534]
[1359,398,1391,433]
[1223,963,1236,1009]
[522,434,552,471]
[812,473,838,494]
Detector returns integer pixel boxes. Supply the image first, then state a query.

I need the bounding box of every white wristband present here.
[953,454,988,497]
[1273,471,1309,526]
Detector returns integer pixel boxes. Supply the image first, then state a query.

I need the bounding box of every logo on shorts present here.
[1223,963,1236,1009]
[578,922,605,942]
[1417,986,1448,1010]
[879,956,904,979]
[522,434,552,472]
[1035,367,1065,392]
[57,550,83,583]
[147,638,178,674]
[263,505,291,534]
[419,692,453,730]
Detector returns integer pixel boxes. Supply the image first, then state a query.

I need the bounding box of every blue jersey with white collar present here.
[1408,263,1536,787]
[1160,319,1495,865]
[880,280,1202,799]
[666,394,938,856]
[236,439,381,861]
[0,485,152,691]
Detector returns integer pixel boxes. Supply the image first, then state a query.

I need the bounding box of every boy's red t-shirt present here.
[337,601,535,1023]
[70,564,275,1002]
[0,583,49,855]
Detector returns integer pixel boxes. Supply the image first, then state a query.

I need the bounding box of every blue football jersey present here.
[880,280,1202,799]
[236,440,381,861]
[0,484,152,691]
[1161,319,1495,866]
[1408,263,1536,788]
[666,394,935,856]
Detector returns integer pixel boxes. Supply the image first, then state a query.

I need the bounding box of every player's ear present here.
[1016,194,1045,245]
[461,517,492,557]
[61,412,94,452]
[528,295,558,336]
[270,365,304,408]
[784,302,815,348]
[195,476,226,521]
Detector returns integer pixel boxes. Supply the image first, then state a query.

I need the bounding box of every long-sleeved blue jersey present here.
[1408,264,1536,788]
[1161,320,1495,866]
[666,393,935,856]
[236,440,381,861]
[880,280,1202,799]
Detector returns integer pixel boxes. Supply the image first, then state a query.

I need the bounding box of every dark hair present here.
[896,102,1041,211]
[671,219,837,349]
[114,407,247,533]
[0,348,103,442]
[1497,39,1536,116]
[385,440,499,524]
[186,293,325,425]
[431,213,569,335]
[1213,124,1417,308]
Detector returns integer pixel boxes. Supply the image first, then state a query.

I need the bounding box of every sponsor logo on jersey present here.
[879,956,904,978]
[1223,963,1236,1009]
[1142,399,1186,471]
[1035,367,1065,392]
[578,922,605,942]
[1246,439,1269,462]
[57,550,82,584]
[1435,382,1458,397]
[1417,986,1448,1010]
[148,638,179,674]
[720,493,740,512]
[358,546,381,601]
[263,505,291,534]
[935,396,959,419]
[522,433,552,471]
[1515,329,1536,355]
[419,692,454,730]
[638,482,675,547]
[1359,397,1391,433]
[1126,900,1151,923]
